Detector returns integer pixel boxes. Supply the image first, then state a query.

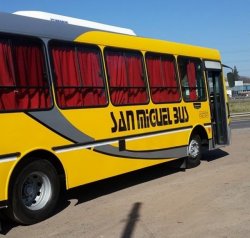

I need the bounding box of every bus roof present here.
[0,11,220,60]
[0,11,135,41]
[76,31,221,60]
[14,11,136,36]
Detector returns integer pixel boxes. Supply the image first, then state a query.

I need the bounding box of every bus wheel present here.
[8,159,60,225]
[186,134,201,168]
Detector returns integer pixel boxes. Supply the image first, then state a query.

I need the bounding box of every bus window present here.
[105,48,148,106]
[145,53,180,103]
[50,42,107,109]
[0,37,51,111]
[178,57,206,102]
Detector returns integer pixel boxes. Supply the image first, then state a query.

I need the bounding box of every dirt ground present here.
[1,128,250,238]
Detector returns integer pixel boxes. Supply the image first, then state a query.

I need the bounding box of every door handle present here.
[226,102,230,118]
[193,102,201,109]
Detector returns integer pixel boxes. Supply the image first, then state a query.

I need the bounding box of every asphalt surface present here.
[231,118,250,129]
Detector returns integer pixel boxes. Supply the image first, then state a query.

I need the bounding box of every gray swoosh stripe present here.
[94,144,187,160]
[28,108,188,160]
[28,107,93,143]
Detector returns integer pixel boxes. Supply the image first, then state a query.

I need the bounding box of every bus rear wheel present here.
[7,159,60,225]
[186,134,201,169]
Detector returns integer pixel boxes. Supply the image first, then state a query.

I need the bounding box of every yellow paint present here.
[0,29,228,203]
[59,149,175,189]
[0,161,15,201]
[76,31,221,60]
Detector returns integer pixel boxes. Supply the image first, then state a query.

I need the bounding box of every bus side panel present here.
[0,112,72,202]
[125,128,190,151]
[0,161,16,202]
[57,149,173,189]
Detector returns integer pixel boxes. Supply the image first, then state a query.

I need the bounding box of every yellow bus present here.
[0,11,231,224]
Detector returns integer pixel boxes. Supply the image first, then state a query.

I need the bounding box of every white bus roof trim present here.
[13,11,136,36]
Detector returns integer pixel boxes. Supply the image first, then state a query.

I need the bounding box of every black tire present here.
[7,159,60,225]
[186,134,202,169]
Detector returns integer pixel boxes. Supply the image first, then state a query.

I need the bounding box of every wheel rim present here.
[21,171,52,211]
[188,139,199,158]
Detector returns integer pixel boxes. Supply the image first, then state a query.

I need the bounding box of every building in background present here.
[226,76,250,98]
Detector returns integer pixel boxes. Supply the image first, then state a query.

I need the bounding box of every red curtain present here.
[14,45,50,109]
[52,46,106,108]
[105,51,147,105]
[162,59,180,101]
[0,41,50,111]
[187,62,198,100]
[146,55,164,102]
[127,54,147,104]
[0,41,16,110]
[77,49,106,106]
[52,47,82,108]
[106,51,128,105]
[146,55,180,103]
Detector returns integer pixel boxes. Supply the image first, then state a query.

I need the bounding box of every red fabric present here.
[0,41,16,110]
[77,49,106,106]
[106,51,128,105]
[127,54,147,104]
[52,47,81,107]
[146,55,180,103]
[105,51,147,105]
[52,46,106,108]
[146,55,164,102]
[187,62,198,100]
[162,59,180,101]
[0,41,50,111]
[14,45,50,109]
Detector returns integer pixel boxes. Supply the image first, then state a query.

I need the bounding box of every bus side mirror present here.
[227,72,234,81]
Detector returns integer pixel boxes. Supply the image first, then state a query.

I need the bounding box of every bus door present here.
[204,61,230,147]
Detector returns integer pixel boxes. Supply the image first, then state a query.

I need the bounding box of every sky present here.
[1,0,250,77]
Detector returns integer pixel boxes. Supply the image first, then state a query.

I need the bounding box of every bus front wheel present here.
[186,134,201,169]
[7,159,60,225]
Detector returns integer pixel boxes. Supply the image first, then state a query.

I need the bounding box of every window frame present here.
[177,56,207,102]
[0,33,53,113]
[49,40,108,109]
[145,52,181,104]
[104,47,149,106]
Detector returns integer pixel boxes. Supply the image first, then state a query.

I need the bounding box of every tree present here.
[228,65,239,88]
[233,66,240,81]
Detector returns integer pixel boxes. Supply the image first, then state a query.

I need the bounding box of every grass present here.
[229,98,250,113]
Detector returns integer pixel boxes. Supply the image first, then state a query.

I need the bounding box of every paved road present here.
[231,118,250,129]
[1,128,250,238]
